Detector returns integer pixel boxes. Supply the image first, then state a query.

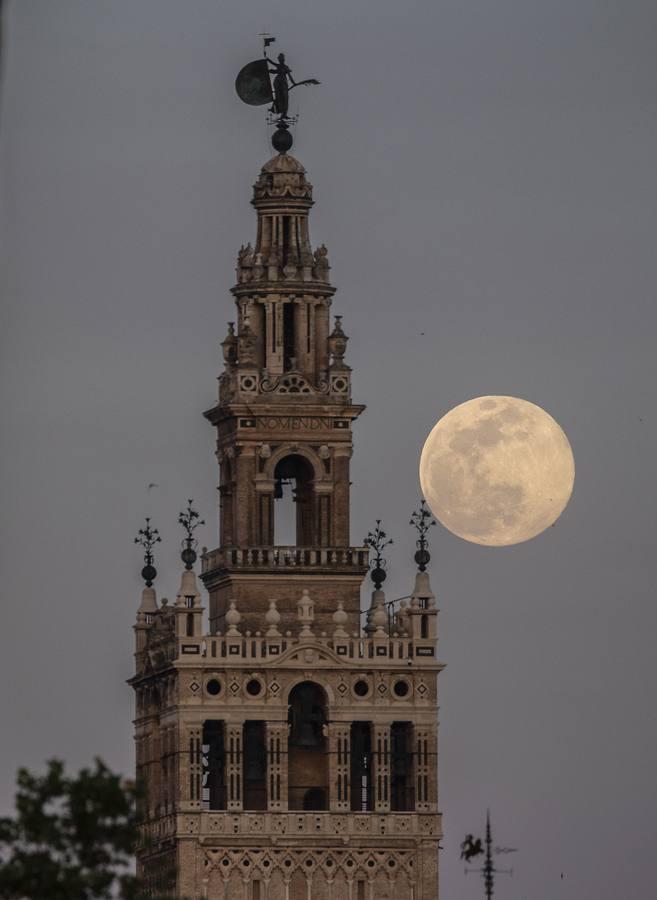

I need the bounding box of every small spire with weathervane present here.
[175,501,205,635]
[364,520,393,635]
[407,500,438,641]
[134,517,161,623]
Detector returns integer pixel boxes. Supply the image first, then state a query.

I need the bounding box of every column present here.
[184,725,202,809]
[258,491,274,545]
[330,724,350,811]
[266,722,288,811]
[332,453,351,546]
[226,723,243,811]
[315,299,329,373]
[426,728,438,811]
[415,727,431,813]
[373,724,391,813]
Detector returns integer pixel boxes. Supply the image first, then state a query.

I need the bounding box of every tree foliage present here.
[0,758,139,900]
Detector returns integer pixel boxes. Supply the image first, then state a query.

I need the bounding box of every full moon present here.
[419,396,575,546]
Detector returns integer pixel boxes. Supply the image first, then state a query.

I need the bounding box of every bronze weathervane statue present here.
[235,36,320,153]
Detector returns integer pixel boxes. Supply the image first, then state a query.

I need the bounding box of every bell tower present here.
[202,152,368,637]
[130,47,443,900]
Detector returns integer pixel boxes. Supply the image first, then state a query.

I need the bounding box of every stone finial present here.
[175,569,200,608]
[328,315,348,368]
[411,570,436,608]
[297,588,314,639]
[365,588,387,636]
[332,601,348,638]
[138,586,157,615]
[265,599,281,637]
[372,593,388,637]
[225,599,242,635]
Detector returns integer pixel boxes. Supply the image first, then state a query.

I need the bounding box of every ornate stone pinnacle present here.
[410,499,436,572]
[178,500,205,570]
[365,520,393,590]
[265,598,281,637]
[134,517,161,587]
[225,599,242,635]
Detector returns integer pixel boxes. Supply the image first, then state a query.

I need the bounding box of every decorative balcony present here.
[138,810,443,849]
[180,810,442,839]
[201,545,369,575]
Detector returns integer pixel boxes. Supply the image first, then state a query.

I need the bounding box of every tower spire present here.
[202,144,367,636]
[130,72,444,898]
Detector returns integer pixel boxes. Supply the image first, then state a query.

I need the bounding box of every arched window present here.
[273,454,315,546]
[287,682,328,810]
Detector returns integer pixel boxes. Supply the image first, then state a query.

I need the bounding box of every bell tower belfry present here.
[130,52,443,899]
[202,152,368,637]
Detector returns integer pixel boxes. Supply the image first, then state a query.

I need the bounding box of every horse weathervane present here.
[235,35,320,154]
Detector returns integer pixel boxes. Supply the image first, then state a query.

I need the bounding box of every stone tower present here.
[130,149,444,899]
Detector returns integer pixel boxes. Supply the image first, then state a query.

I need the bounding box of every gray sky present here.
[1,2,656,898]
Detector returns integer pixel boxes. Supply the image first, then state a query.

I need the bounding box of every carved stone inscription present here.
[256,416,335,431]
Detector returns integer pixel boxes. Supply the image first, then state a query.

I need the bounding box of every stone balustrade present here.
[137,811,442,842]
[176,632,438,665]
[201,545,370,574]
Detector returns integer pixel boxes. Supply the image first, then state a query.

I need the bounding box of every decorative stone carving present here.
[238,319,257,366]
[297,589,314,638]
[313,244,330,281]
[372,597,388,636]
[332,601,348,637]
[221,322,237,368]
[225,600,241,635]
[252,252,265,281]
[283,259,299,281]
[236,243,254,282]
[328,315,349,367]
[265,599,281,636]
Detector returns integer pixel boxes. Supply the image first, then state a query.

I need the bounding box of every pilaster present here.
[226,723,243,811]
[266,722,288,811]
[373,724,391,813]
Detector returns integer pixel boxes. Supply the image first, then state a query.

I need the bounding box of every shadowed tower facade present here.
[130,149,444,899]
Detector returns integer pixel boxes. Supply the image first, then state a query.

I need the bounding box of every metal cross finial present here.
[134,517,161,587]
[410,499,436,572]
[364,520,393,590]
[178,500,205,570]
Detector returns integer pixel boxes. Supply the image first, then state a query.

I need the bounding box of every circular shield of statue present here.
[235,59,273,106]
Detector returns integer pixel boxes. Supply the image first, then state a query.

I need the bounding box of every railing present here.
[177,632,438,665]
[202,545,370,574]
[177,809,442,839]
